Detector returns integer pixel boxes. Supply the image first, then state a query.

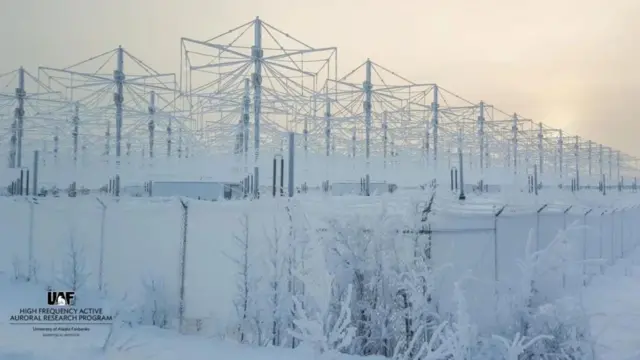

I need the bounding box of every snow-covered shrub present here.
[289,278,356,359]
[494,228,595,359]
[135,277,174,329]
[227,212,265,345]
[57,234,90,292]
[11,256,25,281]
[323,207,398,356]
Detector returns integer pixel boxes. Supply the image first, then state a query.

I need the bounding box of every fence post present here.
[494,205,507,283]
[583,208,593,286]
[561,205,572,289]
[536,204,548,251]
[562,205,573,229]
[620,207,625,258]
[26,197,37,281]
[599,210,607,274]
[96,197,107,293]
[178,198,189,334]
[32,150,39,195]
[611,208,618,265]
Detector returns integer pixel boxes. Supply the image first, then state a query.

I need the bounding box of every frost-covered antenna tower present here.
[0,67,66,168]
[114,46,124,169]
[351,127,356,158]
[53,126,59,164]
[242,78,250,172]
[477,101,485,171]
[104,120,111,157]
[537,123,544,174]
[167,117,172,157]
[608,147,613,179]
[329,58,445,171]
[616,150,621,184]
[363,60,373,179]
[599,143,604,180]
[432,85,439,164]
[558,129,564,178]
[72,101,79,165]
[382,110,388,169]
[587,140,592,176]
[181,17,337,187]
[324,87,331,156]
[148,91,156,158]
[38,46,181,165]
[13,68,25,168]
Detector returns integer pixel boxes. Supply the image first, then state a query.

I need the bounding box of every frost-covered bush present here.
[134,277,174,329]
[226,194,599,359]
[494,229,595,359]
[57,234,90,292]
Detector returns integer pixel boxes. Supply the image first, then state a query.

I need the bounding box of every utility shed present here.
[150,181,243,201]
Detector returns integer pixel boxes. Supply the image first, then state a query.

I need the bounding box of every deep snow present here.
[0,273,384,360]
[1,246,640,359]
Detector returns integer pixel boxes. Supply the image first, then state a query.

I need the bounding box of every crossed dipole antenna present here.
[37,46,199,161]
[0,17,634,177]
[0,67,70,168]
[181,17,338,161]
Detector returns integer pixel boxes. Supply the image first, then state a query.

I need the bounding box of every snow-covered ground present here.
[0,274,381,360]
[2,180,640,359]
[585,248,640,360]
[1,245,640,359]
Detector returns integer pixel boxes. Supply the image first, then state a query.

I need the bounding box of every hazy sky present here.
[2,0,639,155]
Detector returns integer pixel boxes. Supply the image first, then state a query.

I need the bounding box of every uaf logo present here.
[47,291,75,306]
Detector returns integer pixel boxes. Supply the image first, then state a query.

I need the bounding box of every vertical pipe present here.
[575,136,580,189]
[534,164,538,195]
[32,150,39,195]
[272,158,277,197]
[288,132,295,197]
[616,150,621,187]
[458,149,466,200]
[280,158,284,196]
